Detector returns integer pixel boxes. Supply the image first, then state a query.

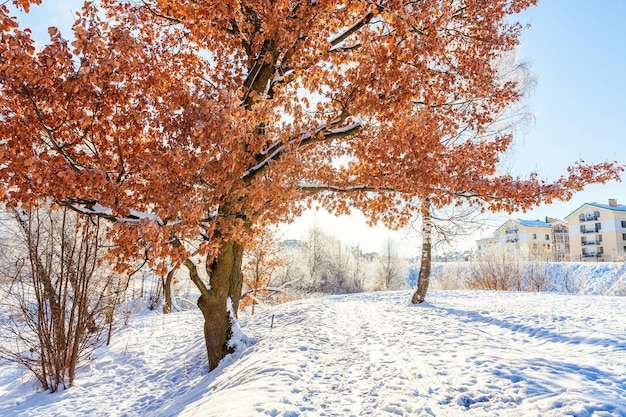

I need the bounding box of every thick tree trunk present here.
[411,197,432,304]
[186,240,244,370]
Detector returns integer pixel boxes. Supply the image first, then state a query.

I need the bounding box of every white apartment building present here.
[476,218,569,261]
[565,199,626,262]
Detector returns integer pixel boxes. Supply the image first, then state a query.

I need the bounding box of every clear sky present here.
[509,0,626,220]
[9,1,626,256]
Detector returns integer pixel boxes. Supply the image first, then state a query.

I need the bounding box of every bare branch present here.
[141,1,183,24]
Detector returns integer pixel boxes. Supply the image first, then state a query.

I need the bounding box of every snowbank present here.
[420,261,626,295]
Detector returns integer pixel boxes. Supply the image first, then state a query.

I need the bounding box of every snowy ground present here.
[0,290,624,416]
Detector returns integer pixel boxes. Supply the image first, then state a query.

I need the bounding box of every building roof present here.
[518,219,552,228]
[476,236,499,244]
[564,202,626,220]
[494,219,551,234]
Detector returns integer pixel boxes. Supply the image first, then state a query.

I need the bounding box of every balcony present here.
[579,214,599,222]
[581,240,601,246]
[505,228,519,234]
[554,235,569,243]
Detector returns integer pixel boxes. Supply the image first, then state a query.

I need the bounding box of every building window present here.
[622,233,626,241]
[598,247,604,255]
[622,220,626,228]
[580,225,585,233]
[545,234,550,241]
[595,211,600,219]
[532,233,537,240]
[595,223,602,232]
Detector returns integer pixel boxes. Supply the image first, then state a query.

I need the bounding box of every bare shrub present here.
[554,263,585,294]
[145,274,163,311]
[467,247,524,290]
[273,244,308,289]
[0,206,118,392]
[525,265,553,292]
[429,263,469,290]
[523,247,556,292]
[304,223,330,291]
[299,224,362,293]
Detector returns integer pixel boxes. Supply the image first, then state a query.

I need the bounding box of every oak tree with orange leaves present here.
[1,0,621,370]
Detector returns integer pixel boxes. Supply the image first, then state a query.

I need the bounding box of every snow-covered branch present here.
[296,183,397,194]
[242,121,362,183]
[328,6,381,47]
[59,198,165,225]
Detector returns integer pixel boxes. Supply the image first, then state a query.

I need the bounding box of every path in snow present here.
[0,291,624,416]
[178,291,626,417]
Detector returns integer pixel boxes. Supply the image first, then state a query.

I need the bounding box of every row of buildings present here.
[476,199,626,262]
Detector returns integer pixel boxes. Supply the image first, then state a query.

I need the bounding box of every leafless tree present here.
[376,238,398,290]
[274,224,369,294]
[348,243,367,291]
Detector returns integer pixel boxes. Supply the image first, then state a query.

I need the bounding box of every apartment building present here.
[476,218,569,261]
[476,235,500,252]
[549,218,570,261]
[565,199,626,262]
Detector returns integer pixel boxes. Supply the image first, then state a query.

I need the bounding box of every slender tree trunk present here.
[186,240,244,370]
[162,267,177,314]
[411,197,432,304]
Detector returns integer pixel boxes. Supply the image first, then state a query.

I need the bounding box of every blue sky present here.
[10,1,626,253]
[510,1,626,220]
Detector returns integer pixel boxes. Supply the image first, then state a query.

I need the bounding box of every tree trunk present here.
[411,197,432,304]
[186,240,244,371]
[162,267,176,314]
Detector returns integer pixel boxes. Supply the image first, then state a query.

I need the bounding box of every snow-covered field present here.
[0,290,624,416]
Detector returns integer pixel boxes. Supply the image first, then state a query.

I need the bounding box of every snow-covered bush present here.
[408,258,626,296]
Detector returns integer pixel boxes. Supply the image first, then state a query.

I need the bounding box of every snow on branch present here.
[296,183,397,194]
[59,198,165,225]
[328,7,380,47]
[242,121,362,182]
